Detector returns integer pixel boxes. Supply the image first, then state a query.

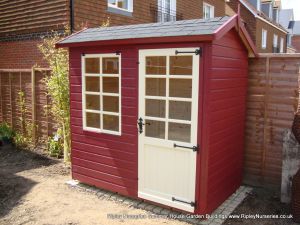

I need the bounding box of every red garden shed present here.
[57,15,257,214]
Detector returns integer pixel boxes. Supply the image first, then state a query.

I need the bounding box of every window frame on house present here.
[280,37,284,53]
[108,0,133,14]
[273,34,278,48]
[82,53,122,136]
[203,2,215,19]
[262,29,267,49]
[158,0,177,22]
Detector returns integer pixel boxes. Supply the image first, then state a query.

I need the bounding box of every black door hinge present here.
[174,143,199,152]
[175,48,202,56]
[172,197,197,207]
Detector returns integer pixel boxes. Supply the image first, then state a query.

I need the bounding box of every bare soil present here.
[0,145,188,225]
[0,145,298,225]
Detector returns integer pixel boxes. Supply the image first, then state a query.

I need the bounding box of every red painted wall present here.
[196,29,248,214]
[69,45,139,197]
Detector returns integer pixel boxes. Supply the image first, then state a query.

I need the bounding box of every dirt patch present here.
[0,145,188,225]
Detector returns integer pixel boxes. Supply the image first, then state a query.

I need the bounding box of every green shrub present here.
[0,123,15,143]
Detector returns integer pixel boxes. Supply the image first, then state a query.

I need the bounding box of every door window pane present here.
[146,99,166,118]
[168,123,191,143]
[85,58,100,73]
[103,57,119,74]
[86,112,100,128]
[146,56,167,75]
[169,79,192,98]
[169,101,191,121]
[146,78,166,96]
[170,56,193,75]
[86,77,100,92]
[103,114,119,131]
[145,120,165,139]
[86,95,100,110]
[103,77,119,93]
[103,96,119,112]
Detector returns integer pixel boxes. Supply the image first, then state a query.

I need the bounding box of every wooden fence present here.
[245,54,300,189]
[0,68,56,148]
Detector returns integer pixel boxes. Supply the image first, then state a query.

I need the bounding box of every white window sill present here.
[107,5,133,17]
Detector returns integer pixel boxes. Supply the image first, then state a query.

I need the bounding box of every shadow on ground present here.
[224,187,297,225]
[0,145,58,217]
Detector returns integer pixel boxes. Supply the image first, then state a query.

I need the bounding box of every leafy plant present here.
[14,91,37,149]
[0,123,15,144]
[38,28,71,162]
[47,130,63,158]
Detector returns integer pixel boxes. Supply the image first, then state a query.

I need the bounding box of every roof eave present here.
[56,34,215,48]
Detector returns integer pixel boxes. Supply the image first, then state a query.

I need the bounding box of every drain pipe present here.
[70,0,74,33]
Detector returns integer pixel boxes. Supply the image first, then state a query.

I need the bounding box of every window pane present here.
[170,56,193,75]
[103,57,119,74]
[169,101,191,121]
[103,96,119,112]
[103,114,119,132]
[169,79,192,98]
[145,120,165,139]
[103,77,119,93]
[86,112,100,128]
[146,56,166,75]
[86,77,100,92]
[86,95,100,110]
[117,0,128,9]
[85,58,100,73]
[108,0,117,6]
[146,99,165,118]
[168,123,191,143]
[146,78,166,96]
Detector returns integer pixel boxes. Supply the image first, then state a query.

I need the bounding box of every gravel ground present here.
[0,144,298,225]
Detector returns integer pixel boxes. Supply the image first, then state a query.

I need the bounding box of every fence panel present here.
[0,69,56,149]
[245,55,300,188]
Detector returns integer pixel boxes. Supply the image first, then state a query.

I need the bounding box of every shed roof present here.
[59,16,230,45]
[57,15,257,57]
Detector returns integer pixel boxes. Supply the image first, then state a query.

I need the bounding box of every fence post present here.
[9,72,13,127]
[31,67,37,145]
[0,72,2,123]
[262,56,271,183]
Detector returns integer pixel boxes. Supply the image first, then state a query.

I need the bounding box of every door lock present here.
[137,117,150,134]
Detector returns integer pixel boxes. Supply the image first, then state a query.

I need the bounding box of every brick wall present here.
[0,0,68,38]
[256,19,287,53]
[0,39,48,69]
[227,0,257,43]
[292,35,300,53]
[73,0,227,30]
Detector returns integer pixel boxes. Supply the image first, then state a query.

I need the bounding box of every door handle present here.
[137,117,150,134]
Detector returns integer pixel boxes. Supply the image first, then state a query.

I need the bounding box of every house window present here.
[273,34,278,49]
[262,29,267,49]
[203,3,214,19]
[82,54,121,135]
[158,0,177,22]
[280,37,284,53]
[108,0,133,12]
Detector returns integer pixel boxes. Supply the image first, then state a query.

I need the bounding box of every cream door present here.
[138,48,200,212]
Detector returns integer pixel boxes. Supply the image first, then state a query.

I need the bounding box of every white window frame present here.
[158,0,177,22]
[273,34,278,48]
[82,53,122,135]
[203,2,214,19]
[280,37,284,53]
[262,29,267,49]
[108,0,133,12]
